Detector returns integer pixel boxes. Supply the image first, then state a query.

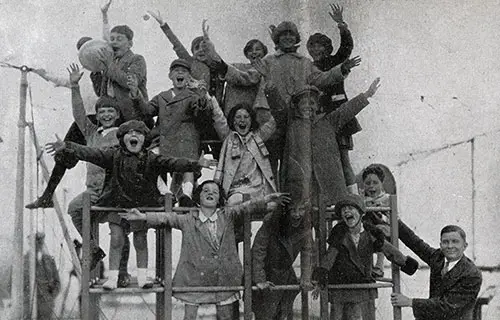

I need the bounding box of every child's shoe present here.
[118,272,131,288]
[137,268,153,289]
[103,270,119,290]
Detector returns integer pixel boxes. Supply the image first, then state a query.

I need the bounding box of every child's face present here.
[96,106,119,129]
[192,42,207,62]
[110,32,132,57]
[340,205,361,228]
[290,204,306,228]
[295,94,318,119]
[233,109,252,136]
[123,130,145,154]
[278,31,297,50]
[246,42,266,63]
[199,182,220,208]
[363,174,384,198]
[308,42,327,62]
[440,231,467,262]
[169,66,191,89]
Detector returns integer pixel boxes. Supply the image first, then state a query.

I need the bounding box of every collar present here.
[232,131,253,142]
[97,126,118,136]
[274,49,302,58]
[198,209,219,223]
[445,257,461,271]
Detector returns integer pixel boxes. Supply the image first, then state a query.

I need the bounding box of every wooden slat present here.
[390,195,402,320]
[243,212,252,319]
[81,192,91,320]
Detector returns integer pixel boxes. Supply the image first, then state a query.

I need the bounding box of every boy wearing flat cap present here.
[129,59,220,206]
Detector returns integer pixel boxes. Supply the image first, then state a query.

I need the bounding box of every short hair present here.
[111,25,134,40]
[243,39,268,58]
[192,180,226,207]
[94,96,121,113]
[169,58,191,72]
[362,164,385,182]
[76,36,93,50]
[227,103,259,132]
[441,225,467,242]
[306,33,334,56]
[190,36,204,54]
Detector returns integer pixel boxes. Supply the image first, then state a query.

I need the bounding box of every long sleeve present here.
[331,25,353,64]
[256,113,276,142]
[160,23,192,60]
[35,69,71,88]
[320,245,339,270]
[307,62,345,89]
[226,198,268,221]
[412,272,482,319]
[64,142,115,169]
[106,54,147,89]
[223,64,262,86]
[398,220,438,265]
[150,153,201,173]
[131,92,160,117]
[71,85,97,136]
[145,211,186,230]
[211,96,230,139]
[102,13,110,42]
[325,93,369,132]
[251,223,271,283]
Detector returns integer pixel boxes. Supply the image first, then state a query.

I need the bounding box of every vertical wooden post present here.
[318,197,329,320]
[390,195,402,320]
[81,192,91,320]
[90,214,100,319]
[163,194,173,320]
[243,210,253,319]
[156,214,165,319]
[11,67,28,320]
[301,206,312,320]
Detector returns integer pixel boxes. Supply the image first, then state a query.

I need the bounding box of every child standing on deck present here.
[119,180,290,320]
[129,58,215,206]
[312,194,418,320]
[47,120,216,289]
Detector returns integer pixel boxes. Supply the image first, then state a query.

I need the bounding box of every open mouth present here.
[129,137,139,147]
[344,215,355,223]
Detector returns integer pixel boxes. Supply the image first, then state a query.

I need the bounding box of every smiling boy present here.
[391,221,482,320]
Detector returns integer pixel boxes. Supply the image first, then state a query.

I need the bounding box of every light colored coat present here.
[146,198,268,304]
[211,101,277,197]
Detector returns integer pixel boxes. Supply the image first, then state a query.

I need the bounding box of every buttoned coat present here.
[146,199,267,304]
[398,221,482,320]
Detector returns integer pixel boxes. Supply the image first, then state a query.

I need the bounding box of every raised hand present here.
[251,58,269,79]
[198,151,218,169]
[119,208,146,221]
[264,193,291,206]
[147,10,164,25]
[328,3,344,23]
[341,55,361,73]
[202,19,210,40]
[365,77,381,98]
[67,63,84,85]
[96,47,113,68]
[45,134,66,155]
[101,0,112,14]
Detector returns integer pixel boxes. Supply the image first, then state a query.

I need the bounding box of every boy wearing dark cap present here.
[312,194,419,320]
[129,58,219,206]
[47,119,216,289]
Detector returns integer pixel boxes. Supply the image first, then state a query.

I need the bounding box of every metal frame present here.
[80,193,401,320]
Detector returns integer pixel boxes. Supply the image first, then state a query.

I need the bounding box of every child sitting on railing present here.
[119,180,290,320]
[312,194,418,320]
[46,120,215,290]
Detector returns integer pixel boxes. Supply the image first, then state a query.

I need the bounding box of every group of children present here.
[31,1,420,319]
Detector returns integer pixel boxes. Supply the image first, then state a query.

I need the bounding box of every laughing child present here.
[119,180,290,320]
[47,120,216,289]
[129,58,215,206]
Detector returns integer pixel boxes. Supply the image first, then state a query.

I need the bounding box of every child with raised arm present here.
[312,194,418,320]
[307,3,361,194]
[46,120,215,290]
[129,58,215,206]
[147,11,222,157]
[26,0,115,209]
[119,180,290,320]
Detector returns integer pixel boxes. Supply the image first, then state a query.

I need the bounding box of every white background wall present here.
[1,0,500,317]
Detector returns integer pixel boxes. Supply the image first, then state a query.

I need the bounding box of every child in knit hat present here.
[46,119,216,289]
